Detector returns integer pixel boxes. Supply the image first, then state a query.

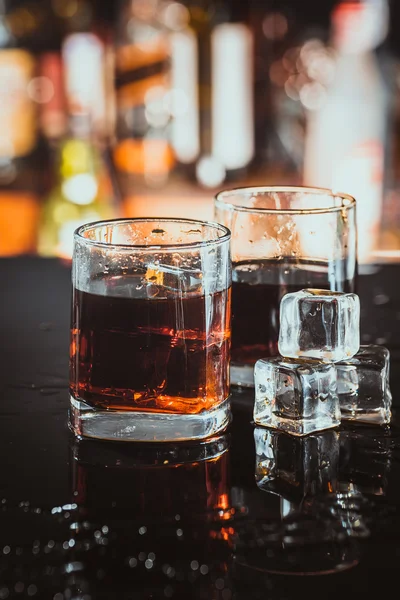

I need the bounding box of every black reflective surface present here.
[1,257,400,599]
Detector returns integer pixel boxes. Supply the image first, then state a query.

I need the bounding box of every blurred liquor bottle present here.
[166,0,255,189]
[37,30,118,260]
[0,0,51,256]
[181,0,254,189]
[114,0,255,210]
[37,51,68,145]
[113,0,174,194]
[303,0,390,265]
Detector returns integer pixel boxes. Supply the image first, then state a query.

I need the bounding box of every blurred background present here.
[0,0,399,264]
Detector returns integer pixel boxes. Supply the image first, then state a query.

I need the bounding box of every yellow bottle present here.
[38,116,117,259]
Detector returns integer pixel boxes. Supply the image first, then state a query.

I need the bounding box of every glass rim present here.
[214,185,357,215]
[74,217,231,251]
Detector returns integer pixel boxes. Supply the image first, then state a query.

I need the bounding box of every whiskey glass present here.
[69,217,232,441]
[214,186,357,387]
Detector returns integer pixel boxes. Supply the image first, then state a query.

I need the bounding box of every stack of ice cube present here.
[254,289,392,436]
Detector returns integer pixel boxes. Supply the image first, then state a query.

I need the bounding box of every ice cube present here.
[254,426,340,501]
[254,357,341,436]
[278,289,360,362]
[336,345,392,425]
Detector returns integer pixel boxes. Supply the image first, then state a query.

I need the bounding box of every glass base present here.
[253,413,341,437]
[69,396,232,442]
[230,363,255,388]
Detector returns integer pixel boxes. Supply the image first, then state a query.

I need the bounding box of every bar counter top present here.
[1,256,400,599]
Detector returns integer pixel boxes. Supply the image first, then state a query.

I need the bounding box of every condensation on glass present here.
[214,186,357,388]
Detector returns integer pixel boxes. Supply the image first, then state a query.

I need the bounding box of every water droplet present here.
[27,584,37,597]
[63,560,83,574]
[215,578,225,590]
[373,294,389,306]
[128,557,137,568]
[166,566,175,578]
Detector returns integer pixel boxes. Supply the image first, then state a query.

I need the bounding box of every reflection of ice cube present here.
[254,357,341,436]
[254,426,340,501]
[278,288,360,362]
[339,425,392,496]
[336,345,392,425]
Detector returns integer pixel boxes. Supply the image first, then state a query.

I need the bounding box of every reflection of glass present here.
[232,426,363,576]
[69,218,232,441]
[71,433,231,520]
[66,433,234,598]
[214,186,357,387]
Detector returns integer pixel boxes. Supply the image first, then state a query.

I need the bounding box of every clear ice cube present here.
[278,289,360,362]
[336,345,392,425]
[254,357,341,436]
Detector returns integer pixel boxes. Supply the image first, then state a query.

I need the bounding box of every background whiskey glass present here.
[69,217,232,441]
[214,186,357,388]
